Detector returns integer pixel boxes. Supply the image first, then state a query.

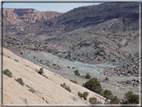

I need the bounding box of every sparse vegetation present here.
[65,86,71,92]
[20,52,23,55]
[78,91,83,98]
[61,83,71,92]
[85,73,91,79]
[78,91,89,100]
[82,91,89,100]
[29,87,35,93]
[84,78,102,94]
[121,91,139,104]
[16,78,24,86]
[70,80,78,84]
[74,70,80,76]
[53,63,56,66]
[105,77,109,81]
[103,89,113,99]
[3,69,12,78]
[89,97,98,104]
[110,95,120,104]
[38,68,44,75]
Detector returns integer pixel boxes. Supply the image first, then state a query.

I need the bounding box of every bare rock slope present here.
[3,48,106,105]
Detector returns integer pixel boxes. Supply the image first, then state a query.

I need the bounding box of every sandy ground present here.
[3,48,106,105]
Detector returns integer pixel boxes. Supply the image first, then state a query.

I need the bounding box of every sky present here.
[2,0,141,13]
[3,3,101,13]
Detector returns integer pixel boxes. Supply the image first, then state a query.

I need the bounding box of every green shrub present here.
[105,77,109,81]
[122,91,139,104]
[16,78,24,86]
[20,52,23,55]
[128,94,139,104]
[61,83,71,92]
[85,73,91,79]
[74,70,80,76]
[78,91,83,98]
[124,91,134,100]
[82,83,85,87]
[82,91,89,100]
[104,89,113,99]
[3,69,12,78]
[84,78,102,94]
[100,92,104,97]
[70,80,78,84]
[53,64,56,66]
[89,97,98,104]
[110,95,120,104]
[65,86,71,92]
[78,91,89,100]
[38,68,44,75]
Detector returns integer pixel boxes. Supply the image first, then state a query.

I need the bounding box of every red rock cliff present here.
[3,8,62,25]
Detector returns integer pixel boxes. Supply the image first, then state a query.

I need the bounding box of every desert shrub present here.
[128,94,139,104]
[20,52,23,55]
[74,70,80,76]
[100,92,104,97]
[78,91,83,98]
[84,78,102,94]
[67,66,70,68]
[70,80,78,84]
[124,91,134,100]
[3,69,12,78]
[16,78,24,86]
[29,87,35,93]
[61,83,71,92]
[85,73,91,79]
[82,91,89,100]
[89,97,98,104]
[53,63,56,66]
[65,86,71,92]
[38,68,44,75]
[82,83,85,87]
[110,95,120,104]
[103,89,113,99]
[78,91,89,100]
[105,77,109,81]
[122,91,139,104]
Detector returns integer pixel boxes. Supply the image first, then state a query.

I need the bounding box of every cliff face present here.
[3,8,62,25]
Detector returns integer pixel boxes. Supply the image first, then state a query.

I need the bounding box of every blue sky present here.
[2,0,141,13]
[3,3,101,13]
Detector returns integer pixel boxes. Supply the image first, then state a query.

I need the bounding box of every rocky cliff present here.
[3,8,62,25]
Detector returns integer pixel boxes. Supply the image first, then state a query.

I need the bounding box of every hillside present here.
[2,2,140,105]
[3,2,139,63]
[3,48,106,105]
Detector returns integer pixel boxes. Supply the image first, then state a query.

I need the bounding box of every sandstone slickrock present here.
[3,48,106,105]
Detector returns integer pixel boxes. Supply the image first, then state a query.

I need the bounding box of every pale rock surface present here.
[3,48,106,105]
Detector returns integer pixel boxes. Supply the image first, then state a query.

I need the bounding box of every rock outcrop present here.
[3,8,62,25]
